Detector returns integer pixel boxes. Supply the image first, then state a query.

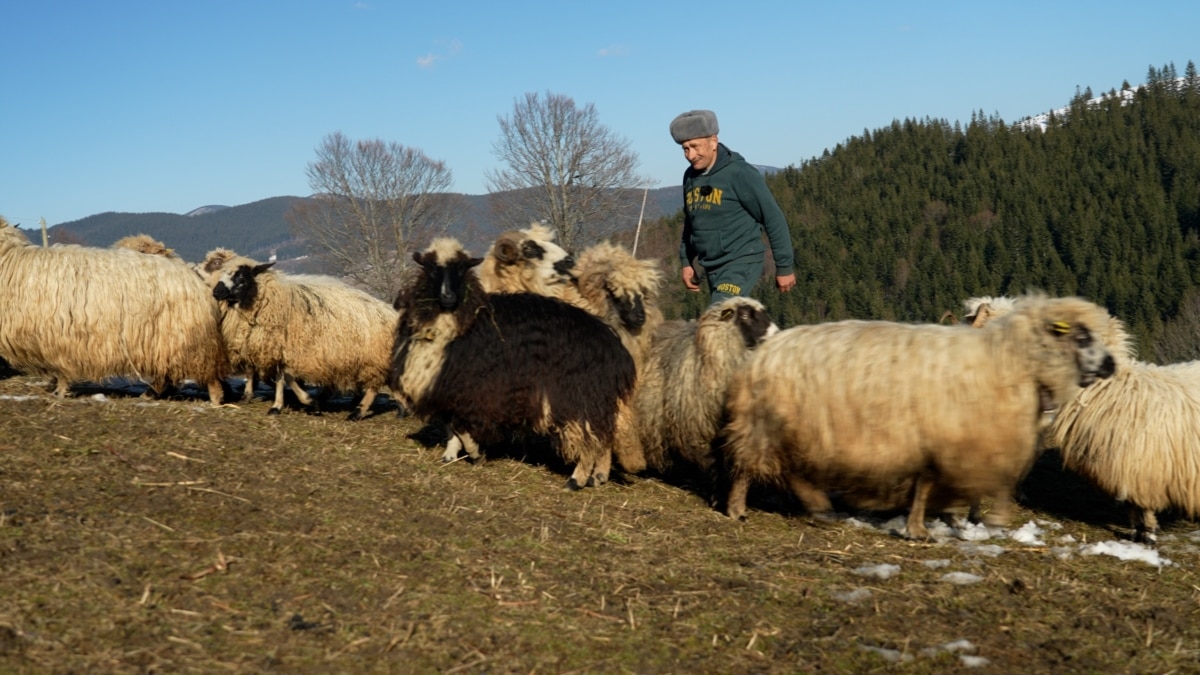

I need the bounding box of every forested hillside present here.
[640,63,1200,362]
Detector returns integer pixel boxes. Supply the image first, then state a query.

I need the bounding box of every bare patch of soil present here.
[2,371,1200,673]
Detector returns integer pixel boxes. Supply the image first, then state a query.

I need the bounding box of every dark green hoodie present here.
[679,144,795,276]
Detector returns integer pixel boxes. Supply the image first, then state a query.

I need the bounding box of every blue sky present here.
[3,1,1197,227]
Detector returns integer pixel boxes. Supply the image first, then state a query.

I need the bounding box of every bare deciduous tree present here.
[288,131,463,299]
[487,91,647,251]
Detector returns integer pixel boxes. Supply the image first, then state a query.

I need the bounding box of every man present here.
[670,109,796,304]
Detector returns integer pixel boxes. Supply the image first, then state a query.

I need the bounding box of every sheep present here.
[390,238,637,489]
[411,224,577,458]
[964,294,1200,544]
[722,294,1117,539]
[556,241,665,474]
[475,223,576,296]
[112,233,182,260]
[633,297,778,494]
[434,229,662,475]
[198,249,398,420]
[0,219,229,403]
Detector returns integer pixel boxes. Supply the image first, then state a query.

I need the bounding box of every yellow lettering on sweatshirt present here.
[685,186,723,207]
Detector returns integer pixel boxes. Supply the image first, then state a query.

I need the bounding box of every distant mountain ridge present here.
[47,188,685,266]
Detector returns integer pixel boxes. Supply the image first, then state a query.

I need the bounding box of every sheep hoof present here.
[267,408,282,416]
[565,478,585,491]
[902,529,934,542]
[305,408,322,417]
[1134,530,1159,547]
[808,511,838,524]
[586,473,608,488]
[346,411,363,422]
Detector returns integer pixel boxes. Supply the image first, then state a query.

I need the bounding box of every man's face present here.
[681,135,718,172]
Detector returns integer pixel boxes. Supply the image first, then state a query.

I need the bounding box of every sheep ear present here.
[719,308,736,321]
[469,257,484,269]
[412,251,424,264]
[1049,320,1071,336]
[252,262,275,276]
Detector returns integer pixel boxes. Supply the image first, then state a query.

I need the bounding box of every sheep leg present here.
[285,374,320,415]
[347,387,377,421]
[458,432,482,462]
[205,380,225,406]
[240,373,257,403]
[786,474,834,519]
[587,446,611,488]
[611,405,646,474]
[50,377,70,398]
[904,473,935,540]
[566,453,595,491]
[725,475,750,520]
[1132,506,1160,546]
[269,377,287,415]
[981,491,1014,528]
[441,434,464,462]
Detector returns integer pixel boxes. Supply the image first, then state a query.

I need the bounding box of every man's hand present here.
[776,273,796,293]
[682,266,701,292]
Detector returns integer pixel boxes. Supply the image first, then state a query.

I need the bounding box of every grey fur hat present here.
[669,110,719,143]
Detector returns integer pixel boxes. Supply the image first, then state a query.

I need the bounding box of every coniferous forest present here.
[641,62,1200,363]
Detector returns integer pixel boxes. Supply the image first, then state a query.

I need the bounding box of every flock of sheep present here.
[1,212,1195,545]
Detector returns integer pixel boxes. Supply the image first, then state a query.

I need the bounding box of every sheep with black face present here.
[199,248,398,420]
[390,238,638,489]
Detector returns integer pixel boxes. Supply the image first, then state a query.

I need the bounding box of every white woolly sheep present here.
[634,297,777,493]
[0,219,229,403]
[198,249,398,420]
[965,294,1200,544]
[722,294,1117,539]
[390,238,638,489]
[112,233,183,260]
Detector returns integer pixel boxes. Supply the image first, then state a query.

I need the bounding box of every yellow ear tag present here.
[1050,321,1071,336]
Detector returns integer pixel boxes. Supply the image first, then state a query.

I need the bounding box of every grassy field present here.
[2,370,1200,673]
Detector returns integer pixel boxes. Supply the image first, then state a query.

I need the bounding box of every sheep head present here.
[479,223,575,294]
[990,294,1118,389]
[702,297,778,351]
[0,218,31,251]
[209,260,274,310]
[395,238,483,320]
[571,242,663,333]
[965,293,1135,367]
[113,234,180,259]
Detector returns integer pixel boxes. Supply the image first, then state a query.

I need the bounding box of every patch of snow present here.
[851,563,901,580]
[956,542,1005,557]
[941,572,985,585]
[1080,540,1173,568]
[832,588,872,603]
[922,559,952,569]
[961,655,991,668]
[1010,521,1046,546]
[920,639,977,656]
[1051,547,1075,560]
[859,644,913,663]
[0,395,38,401]
[90,393,110,403]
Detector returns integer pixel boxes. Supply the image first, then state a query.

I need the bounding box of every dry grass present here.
[3,371,1200,673]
